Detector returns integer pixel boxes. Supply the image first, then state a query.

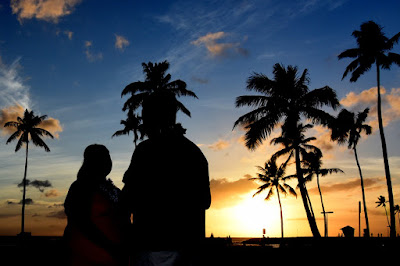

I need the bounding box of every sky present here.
[0,0,400,238]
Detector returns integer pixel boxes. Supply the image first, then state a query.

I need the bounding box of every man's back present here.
[122,133,211,250]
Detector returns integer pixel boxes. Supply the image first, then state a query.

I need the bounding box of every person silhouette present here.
[63,144,129,265]
[121,91,211,265]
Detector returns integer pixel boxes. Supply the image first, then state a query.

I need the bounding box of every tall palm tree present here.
[234,63,340,237]
[271,123,323,237]
[338,21,400,237]
[376,195,390,229]
[331,108,372,237]
[4,109,54,235]
[250,156,297,238]
[302,151,343,237]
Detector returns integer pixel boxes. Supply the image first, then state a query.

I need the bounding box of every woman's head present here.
[77,144,112,182]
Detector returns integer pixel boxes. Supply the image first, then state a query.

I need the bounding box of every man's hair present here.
[142,91,178,136]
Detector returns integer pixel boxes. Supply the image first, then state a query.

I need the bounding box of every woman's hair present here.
[77,144,112,182]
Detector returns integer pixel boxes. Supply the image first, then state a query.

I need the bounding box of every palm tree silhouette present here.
[234,63,339,237]
[117,61,198,141]
[394,205,400,233]
[302,151,343,237]
[338,21,400,237]
[250,156,296,238]
[270,123,323,237]
[112,109,143,146]
[376,195,390,229]
[4,109,54,235]
[331,108,372,237]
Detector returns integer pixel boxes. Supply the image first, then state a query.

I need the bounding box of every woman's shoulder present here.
[97,179,121,204]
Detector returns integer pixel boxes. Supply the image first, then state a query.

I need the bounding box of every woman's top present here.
[63,178,129,266]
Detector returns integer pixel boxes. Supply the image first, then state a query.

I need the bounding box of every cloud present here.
[115,34,130,51]
[191,76,208,84]
[308,177,383,195]
[17,179,52,192]
[0,104,63,138]
[19,198,34,205]
[64,30,73,40]
[44,189,60,198]
[46,210,66,219]
[208,139,230,151]
[191,32,248,58]
[84,41,103,62]
[11,0,82,23]
[339,87,400,131]
[0,57,30,109]
[210,177,258,209]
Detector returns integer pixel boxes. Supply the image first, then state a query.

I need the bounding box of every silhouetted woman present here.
[63,144,129,265]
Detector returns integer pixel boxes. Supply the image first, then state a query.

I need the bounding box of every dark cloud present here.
[210,177,258,209]
[19,198,34,205]
[47,210,66,219]
[18,179,52,192]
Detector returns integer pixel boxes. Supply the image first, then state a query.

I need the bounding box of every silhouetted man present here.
[122,90,211,265]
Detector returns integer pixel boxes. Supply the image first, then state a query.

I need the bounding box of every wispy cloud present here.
[115,34,130,51]
[11,0,82,23]
[84,41,103,62]
[0,57,30,109]
[0,57,63,137]
[191,32,248,58]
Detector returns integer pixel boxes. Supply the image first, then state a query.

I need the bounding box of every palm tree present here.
[338,21,400,237]
[112,109,143,146]
[302,151,343,237]
[376,195,390,229]
[331,108,372,237]
[234,64,340,237]
[271,123,323,237]
[4,109,54,235]
[394,205,400,233]
[250,156,297,238]
[118,61,198,141]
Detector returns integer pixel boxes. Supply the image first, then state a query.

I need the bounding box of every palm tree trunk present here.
[376,64,396,237]
[276,187,284,238]
[354,147,370,237]
[21,142,28,234]
[295,147,321,237]
[316,173,327,237]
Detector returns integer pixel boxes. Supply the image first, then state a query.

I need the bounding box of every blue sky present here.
[0,0,400,237]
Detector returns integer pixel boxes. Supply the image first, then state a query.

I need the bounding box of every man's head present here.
[142,90,178,138]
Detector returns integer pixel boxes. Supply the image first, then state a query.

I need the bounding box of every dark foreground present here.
[0,236,398,265]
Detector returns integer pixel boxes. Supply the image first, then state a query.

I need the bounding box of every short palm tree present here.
[234,63,339,237]
[376,195,390,229]
[117,61,198,141]
[250,156,296,238]
[302,151,343,237]
[331,108,372,237]
[271,123,323,237]
[4,109,54,235]
[112,109,143,146]
[338,21,400,237]
[394,205,400,233]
